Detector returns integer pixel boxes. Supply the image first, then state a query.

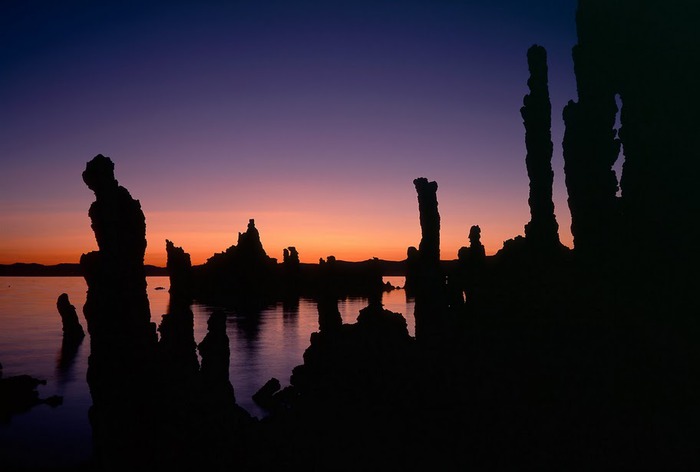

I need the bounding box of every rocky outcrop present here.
[79,154,159,467]
[252,377,281,410]
[56,293,85,340]
[236,219,269,263]
[281,246,301,295]
[521,45,561,250]
[413,177,440,271]
[157,300,199,380]
[268,298,417,469]
[283,246,299,268]
[0,372,62,422]
[165,239,192,296]
[458,225,486,265]
[562,60,621,259]
[198,310,235,400]
[405,178,448,342]
[317,294,342,334]
[55,293,86,378]
[562,0,700,277]
[405,178,441,295]
[193,218,278,306]
[79,155,157,400]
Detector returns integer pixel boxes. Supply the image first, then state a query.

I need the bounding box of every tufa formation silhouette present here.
[56,293,85,340]
[165,239,193,296]
[413,177,440,270]
[521,45,561,251]
[60,3,700,469]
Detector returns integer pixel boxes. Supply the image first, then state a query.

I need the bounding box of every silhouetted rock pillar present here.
[583,0,700,273]
[80,155,157,397]
[282,246,301,295]
[317,296,342,333]
[198,310,235,401]
[158,300,199,380]
[563,5,622,259]
[458,225,486,267]
[409,178,446,343]
[79,154,158,468]
[413,178,440,273]
[237,218,268,261]
[56,293,85,340]
[166,239,192,297]
[162,241,199,380]
[522,45,561,250]
[283,246,300,268]
[404,246,420,296]
[468,226,486,259]
[55,293,85,379]
[455,225,486,305]
[316,254,342,333]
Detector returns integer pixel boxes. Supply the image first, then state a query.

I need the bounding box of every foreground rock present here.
[0,365,62,423]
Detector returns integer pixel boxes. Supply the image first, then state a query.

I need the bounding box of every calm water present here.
[0,276,413,468]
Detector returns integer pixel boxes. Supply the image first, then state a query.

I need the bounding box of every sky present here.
[1,0,580,266]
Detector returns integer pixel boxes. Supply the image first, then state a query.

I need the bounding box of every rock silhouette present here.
[458,225,486,264]
[189,222,384,306]
[271,298,417,470]
[79,154,160,467]
[252,377,281,410]
[569,0,699,280]
[165,239,192,297]
[281,246,300,293]
[80,154,157,409]
[405,177,442,300]
[157,299,199,380]
[39,2,700,470]
[562,51,621,259]
[282,246,299,268]
[521,45,561,251]
[191,218,278,307]
[55,293,85,383]
[198,310,234,397]
[56,293,85,340]
[80,155,256,470]
[316,290,342,334]
[80,155,156,374]
[456,225,486,302]
[0,371,62,423]
[413,177,440,272]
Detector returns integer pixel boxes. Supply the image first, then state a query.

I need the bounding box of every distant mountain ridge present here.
[0,260,420,277]
[0,263,168,277]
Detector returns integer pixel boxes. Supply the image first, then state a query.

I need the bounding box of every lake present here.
[0,276,413,468]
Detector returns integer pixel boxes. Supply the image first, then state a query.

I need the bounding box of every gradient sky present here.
[1,0,581,266]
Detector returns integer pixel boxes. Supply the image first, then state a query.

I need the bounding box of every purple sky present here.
[1,0,580,265]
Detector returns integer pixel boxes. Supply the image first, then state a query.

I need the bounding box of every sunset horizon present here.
[1,0,578,268]
[1,164,574,267]
[3,2,698,470]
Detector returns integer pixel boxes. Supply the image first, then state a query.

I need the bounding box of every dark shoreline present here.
[0,263,167,277]
[0,260,417,278]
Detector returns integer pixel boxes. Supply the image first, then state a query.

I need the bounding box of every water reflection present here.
[185,278,413,418]
[0,276,413,465]
[282,298,299,326]
[55,336,84,387]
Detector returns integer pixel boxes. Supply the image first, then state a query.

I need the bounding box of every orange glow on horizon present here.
[1,206,573,267]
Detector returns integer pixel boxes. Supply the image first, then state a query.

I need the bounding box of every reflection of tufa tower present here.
[521,45,561,250]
